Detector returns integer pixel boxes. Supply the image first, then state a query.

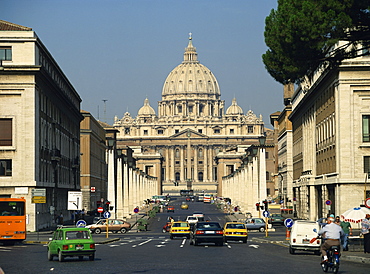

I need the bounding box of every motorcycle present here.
[311,235,341,273]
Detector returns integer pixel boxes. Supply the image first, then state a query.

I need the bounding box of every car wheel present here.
[78,256,84,260]
[243,237,248,244]
[120,228,127,234]
[224,238,227,243]
[217,241,224,246]
[289,246,295,254]
[194,239,199,246]
[94,228,101,234]
[58,250,65,262]
[162,228,167,233]
[89,254,95,261]
[259,227,265,232]
[47,249,54,261]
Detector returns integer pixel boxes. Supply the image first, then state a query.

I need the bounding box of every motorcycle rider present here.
[318,216,345,263]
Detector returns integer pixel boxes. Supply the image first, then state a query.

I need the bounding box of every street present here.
[0,197,369,274]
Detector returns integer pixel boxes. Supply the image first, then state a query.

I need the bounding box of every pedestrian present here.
[334,216,340,225]
[59,213,64,225]
[340,217,352,251]
[361,213,370,254]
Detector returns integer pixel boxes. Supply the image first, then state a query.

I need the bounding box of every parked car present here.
[245,218,267,232]
[223,222,248,243]
[289,220,321,254]
[167,206,175,213]
[47,227,96,262]
[268,213,285,225]
[170,221,190,239]
[189,221,224,246]
[86,219,131,234]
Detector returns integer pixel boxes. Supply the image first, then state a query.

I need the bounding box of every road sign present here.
[68,191,83,210]
[325,200,332,205]
[365,198,370,209]
[97,207,104,213]
[31,196,46,203]
[90,186,96,193]
[284,218,294,228]
[31,188,46,204]
[263,210,270,218]
[103,211,111,219]
[134,207,139,213]
[76,219,87,227]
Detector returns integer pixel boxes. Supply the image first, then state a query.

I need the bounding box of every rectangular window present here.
[175,129,179,134]
[143,130,148,135]
[158,129,164,135]
[198,129,202,134]
[248,126,254,133]
[0,47,12,61]
[363,115,370,142]
[214,129,220,134]
[230,129,234,134]
[0,118,12,146]
[0,160,12,176]
[364,156,370,173]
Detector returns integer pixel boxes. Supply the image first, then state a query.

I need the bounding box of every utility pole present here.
[102,99,108,123]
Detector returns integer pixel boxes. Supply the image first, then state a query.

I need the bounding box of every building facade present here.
[290,41,370,220]
[113,35,269,195]
[0,20,82,231]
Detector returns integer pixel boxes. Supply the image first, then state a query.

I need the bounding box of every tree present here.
[263,0,370,84]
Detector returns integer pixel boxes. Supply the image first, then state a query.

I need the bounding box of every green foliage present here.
[263,0,370,84]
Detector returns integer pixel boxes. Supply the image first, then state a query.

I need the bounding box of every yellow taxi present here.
[223,222,248,243]
[180,202,189,210]
[170,221,191,239]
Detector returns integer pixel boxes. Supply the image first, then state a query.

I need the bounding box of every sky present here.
[1,0,283,128]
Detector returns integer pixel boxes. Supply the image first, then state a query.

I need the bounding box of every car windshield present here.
[65,230,90,239]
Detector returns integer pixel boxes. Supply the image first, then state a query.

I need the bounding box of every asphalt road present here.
[0,196,369,274]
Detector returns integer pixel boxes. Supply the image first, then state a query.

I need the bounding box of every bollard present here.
[285,228,291,240]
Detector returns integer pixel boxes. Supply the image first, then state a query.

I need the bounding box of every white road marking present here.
[155,244,165,248]
[249,244,259,249]
[180,238,186,248]
[138,239,152,246]
[226,243,231,249]
[109,244,120,248]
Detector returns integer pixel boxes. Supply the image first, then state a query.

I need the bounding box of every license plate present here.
[76,245,84,250]
[302,239,309,243]
[205,231,215,234]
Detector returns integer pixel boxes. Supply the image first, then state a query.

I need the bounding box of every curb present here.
[24,238,120,245]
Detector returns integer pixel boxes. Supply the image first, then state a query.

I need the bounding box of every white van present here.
[289,220,321,254]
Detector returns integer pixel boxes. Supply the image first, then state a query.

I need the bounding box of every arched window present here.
[175,149,180,158]
[198,148,203,158]
[198,172,203,182]
[175,172,180,181]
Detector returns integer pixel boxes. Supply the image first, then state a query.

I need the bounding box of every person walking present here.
[361,213,370,254]
[339,217,352,251]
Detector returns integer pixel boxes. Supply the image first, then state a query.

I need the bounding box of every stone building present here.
[289,41,370,220]
[113,35,272,195]
[0,20,82,230]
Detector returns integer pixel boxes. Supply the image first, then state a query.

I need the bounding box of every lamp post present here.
[51,148,61,226]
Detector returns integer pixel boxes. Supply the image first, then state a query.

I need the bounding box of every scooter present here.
[311,235,340,273]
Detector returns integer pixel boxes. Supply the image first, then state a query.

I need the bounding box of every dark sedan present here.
[189,221,224,246]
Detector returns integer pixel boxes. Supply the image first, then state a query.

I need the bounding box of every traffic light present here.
[105,201,110,211]
[263,200,268,211]
[255,203,260,211]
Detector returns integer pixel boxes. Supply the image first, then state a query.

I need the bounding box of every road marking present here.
[155,244,165,248]
[180,238,186,248]
[109,244,120,248]
[249,244,259,249]
[226,243,231,249]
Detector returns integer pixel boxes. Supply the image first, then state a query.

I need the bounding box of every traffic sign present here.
[97,207,104,213]
[134,207,139,213]
[263,211,270,218]
[76,219,87,227]
[284,218,294,228]
[325,200,332,205]
[103,211,111,219]
[365,198,370,209]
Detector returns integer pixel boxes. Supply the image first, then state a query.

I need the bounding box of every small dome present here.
[226,98,243,115]
[138,98,156,116]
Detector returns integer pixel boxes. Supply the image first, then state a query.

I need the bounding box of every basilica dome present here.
[138,98,156,116]
[226,98,244,115]
[162,35,220,97]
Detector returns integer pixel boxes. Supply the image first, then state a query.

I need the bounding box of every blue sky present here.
[1,0,282,127]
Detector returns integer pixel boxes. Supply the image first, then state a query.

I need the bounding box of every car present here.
[223,222,248,243]
[192,212,205,221]
[170,221,190,239]
[289,220,321,255]
[47,227,96,262]
[181,202,189,210]
[189,221,224,246]
[186,216,199,226]
[245,218,267,232]
[269,213,285,225]
[167,206,175,213]
[86,219,131,234]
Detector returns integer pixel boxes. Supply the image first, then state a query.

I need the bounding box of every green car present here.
[47,227,96,262]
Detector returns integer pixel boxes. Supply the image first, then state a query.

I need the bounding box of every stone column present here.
[194,146,198,182]
[165,147,169,182]
[204,146,208,182]
[180,146,185,181]
[116,157,123,219]
[258,147,267,201]
[170,147,175,181]
[107,149,116,214]
[208,147,213,181]
[123,162,129,218]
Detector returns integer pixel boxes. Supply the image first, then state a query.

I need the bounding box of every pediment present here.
[170,129,207,139]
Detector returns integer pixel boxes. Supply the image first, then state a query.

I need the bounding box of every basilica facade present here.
[113,36,270,195]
